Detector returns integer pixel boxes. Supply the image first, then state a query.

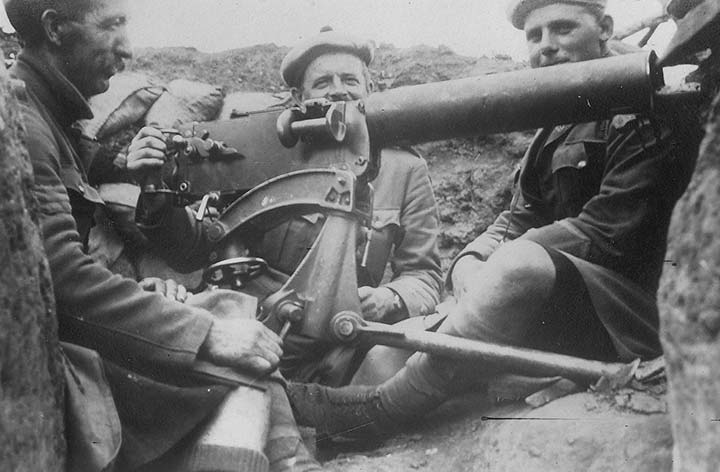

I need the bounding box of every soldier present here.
[4,0,319,470]
[275,28,443,384]
[286,0,698,438]
[132,29,443,387]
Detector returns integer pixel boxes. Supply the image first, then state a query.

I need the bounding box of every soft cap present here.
[506,0,608,29]
[280,27,374,87]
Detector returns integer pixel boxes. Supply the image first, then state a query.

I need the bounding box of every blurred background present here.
[1,0,673,58]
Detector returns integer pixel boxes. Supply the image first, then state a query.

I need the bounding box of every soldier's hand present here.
[451,256,484,299]
[358,286,398,322]
[139,277,188,303]
[201,319,283,374]
[126,126,167,178]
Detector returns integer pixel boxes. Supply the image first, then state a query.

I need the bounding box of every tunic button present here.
[577,160,587,169]
[77,184,85,193]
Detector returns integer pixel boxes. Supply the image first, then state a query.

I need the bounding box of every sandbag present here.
[88,183,144,271]
[144,79,224,129]
[94,183,204,288]
[219,91,292,120]
[78,72,164,139]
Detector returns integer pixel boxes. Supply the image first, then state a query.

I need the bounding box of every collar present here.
[545,120,608,148]
[564,121,607,144]
[11,50,94,127]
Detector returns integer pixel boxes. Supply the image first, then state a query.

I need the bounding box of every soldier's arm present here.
[447,159,547,293]
[22,105,215,374]
[126,126,217,272]
[135,192,216,272]
[383,158,443,317]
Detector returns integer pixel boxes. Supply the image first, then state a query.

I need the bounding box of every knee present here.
[484,240,555,292]
[444,241,557,343]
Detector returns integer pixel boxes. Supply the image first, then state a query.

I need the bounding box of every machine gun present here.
[147,51,701,385]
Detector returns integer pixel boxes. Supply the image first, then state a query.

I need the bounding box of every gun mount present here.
[147,51,701,384]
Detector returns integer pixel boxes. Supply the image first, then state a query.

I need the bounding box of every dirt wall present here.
[659,86,720,471]
[0,62,65,471]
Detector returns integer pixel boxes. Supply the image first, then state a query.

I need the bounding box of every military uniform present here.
[259,148,442,318]
[10,52,268,471]
[449,115,696,361]
[265,147,442,384]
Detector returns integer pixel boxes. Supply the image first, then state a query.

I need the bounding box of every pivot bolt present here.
[336,319,355,337]
[208,223,225,242]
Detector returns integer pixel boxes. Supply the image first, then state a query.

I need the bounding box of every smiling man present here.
[276,28,443,335]
[518,0,613,67]
[5,1,319,471]
[272,29,443,385]
[286,0,699,439]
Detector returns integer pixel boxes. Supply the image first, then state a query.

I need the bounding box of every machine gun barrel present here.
[365,52,667,146]
[175,51,700,198]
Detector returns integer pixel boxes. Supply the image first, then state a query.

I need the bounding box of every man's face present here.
[59,0,132,97]
[523,4,611,68]
[298,52,370,102]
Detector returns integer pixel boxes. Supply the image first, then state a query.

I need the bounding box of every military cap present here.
[281,27,374,88]
[506,0,608,29]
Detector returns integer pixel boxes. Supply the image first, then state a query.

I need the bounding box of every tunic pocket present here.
[60,165,104,205]
[550,142,599,218]
[358,208,401,287]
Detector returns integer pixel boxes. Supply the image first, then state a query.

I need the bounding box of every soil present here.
[317,385,672,472]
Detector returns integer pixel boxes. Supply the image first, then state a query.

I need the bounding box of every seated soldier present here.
[285,0,699,438]
[131,28,443,387]
[4,0,320,470]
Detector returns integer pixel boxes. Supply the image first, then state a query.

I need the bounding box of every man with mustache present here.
[287,0,698,439]
[274,28,443,384]
[5,0,319,470]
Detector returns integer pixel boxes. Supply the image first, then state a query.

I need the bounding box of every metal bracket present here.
[207,168,366,243]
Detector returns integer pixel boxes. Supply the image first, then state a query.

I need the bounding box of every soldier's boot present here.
[287,352,455,440]
[286,382,392,441]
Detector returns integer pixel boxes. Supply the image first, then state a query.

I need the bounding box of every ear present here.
[598,15,614,42]
[40,10,67,47]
